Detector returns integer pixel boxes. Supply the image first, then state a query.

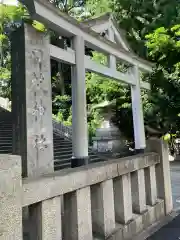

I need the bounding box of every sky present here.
[0,0,18,5]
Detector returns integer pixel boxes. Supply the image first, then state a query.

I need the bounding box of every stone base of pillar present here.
[135,149,145,154]
[71,157,89,168]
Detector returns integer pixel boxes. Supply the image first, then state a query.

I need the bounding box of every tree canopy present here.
[145,25,180,136]
[112,0,180,57]
[1,0,180,144]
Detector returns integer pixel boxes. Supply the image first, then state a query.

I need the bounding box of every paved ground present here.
[170,162,180,210]
[147,161,180,240]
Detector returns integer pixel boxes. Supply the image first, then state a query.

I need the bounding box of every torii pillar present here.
[131,66,146,152]
[71,35,89,167]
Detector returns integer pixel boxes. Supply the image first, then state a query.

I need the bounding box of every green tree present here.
[0,3,46,98]
[145,25,180,137]
[50,0,85,12]
[84,0,111,18]
[112,0,180,57]
[2,0,180,145]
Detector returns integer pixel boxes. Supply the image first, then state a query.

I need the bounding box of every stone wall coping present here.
[22,152,159,207]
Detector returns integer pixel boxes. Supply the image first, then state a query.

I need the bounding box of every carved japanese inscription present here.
[25,24,54,176]
[29,49,50,151]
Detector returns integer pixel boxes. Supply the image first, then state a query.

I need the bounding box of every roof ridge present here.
[82,12,112,26]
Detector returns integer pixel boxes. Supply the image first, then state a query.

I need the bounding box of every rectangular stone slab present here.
[11,23,54,177]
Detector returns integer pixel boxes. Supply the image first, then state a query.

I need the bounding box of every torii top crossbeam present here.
[20,0,153,78]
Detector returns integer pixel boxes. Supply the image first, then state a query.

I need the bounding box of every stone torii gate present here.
[1,2,174,239]
[12,0,153,175]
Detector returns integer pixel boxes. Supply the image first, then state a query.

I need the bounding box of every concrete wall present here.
[0,155,22,239]
[0,141,172,240]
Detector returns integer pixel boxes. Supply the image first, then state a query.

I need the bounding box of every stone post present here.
[131,66,146,152]
[71,35,89,167]
[144,165,157,206]
[11,23,54,177]
[131,169,147,214]
[91,180,115,237]
[147,138,173,214]
[114,173,133,224]
[0,155,22,239]
[64,187,93,240]
[11,23,54,239]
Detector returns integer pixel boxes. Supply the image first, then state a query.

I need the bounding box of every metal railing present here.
[53,119,72,140]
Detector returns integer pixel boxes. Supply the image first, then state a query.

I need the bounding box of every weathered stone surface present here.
[41,197,62,240]
[11,23,54,177]
[107,199,165,240]
[0,155,22,239]
[155,199,165,220]
[106,223,123,240]
[28,198,62,240]
[114,174,133,224]
[142,205,156,229]
[131,169,147,214]
[22,153,159,207]
[91,179,115,237]
[0,154,163,240]
[145,165,157,206]
[147,138,173,214]
[64,186,93,240]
